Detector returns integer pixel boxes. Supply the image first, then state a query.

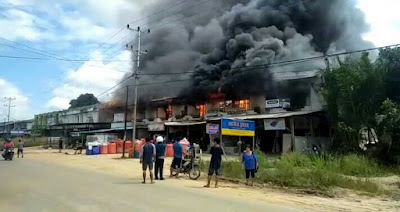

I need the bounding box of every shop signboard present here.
[266,99,280,108]
[221,118,255,137]
[148,123,165,131]
[266,98,291,109]
[206,124,219,135]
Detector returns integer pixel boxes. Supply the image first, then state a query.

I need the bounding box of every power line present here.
[95,42,400,98]
[96,75,134,98]
[141,0,213,28]
[128,0,194,25]
[137,43,400,76]
[0,54,130,62]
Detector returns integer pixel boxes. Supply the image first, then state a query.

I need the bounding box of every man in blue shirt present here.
[170,140,183,178]
[155,136,166,180]
[140,137,156,184]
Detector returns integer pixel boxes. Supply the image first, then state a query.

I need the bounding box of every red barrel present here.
[128,148,134,158]
[108,142,116,154]
[125,141,133,153]
[166,143,174,157]
[116,140,124,153]
[100,144,108,154]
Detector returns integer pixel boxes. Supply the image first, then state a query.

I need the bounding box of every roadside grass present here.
[200,151,396,195]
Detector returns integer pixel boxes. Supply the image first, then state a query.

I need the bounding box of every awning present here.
[77,127,133,134]
[164,121,206,126]
[207,110,322,121]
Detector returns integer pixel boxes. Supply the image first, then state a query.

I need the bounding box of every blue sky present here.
[0,0,399,120]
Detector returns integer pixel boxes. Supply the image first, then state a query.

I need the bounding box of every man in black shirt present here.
[204,138,223,188]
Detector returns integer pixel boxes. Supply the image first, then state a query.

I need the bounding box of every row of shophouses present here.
[32,72,331,154]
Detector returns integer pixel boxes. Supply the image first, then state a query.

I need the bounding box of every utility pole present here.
[127,25,149,141]
[4,97,15,137]
[122,85,129,158]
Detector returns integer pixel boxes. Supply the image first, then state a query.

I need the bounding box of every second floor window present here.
[196,105,206,116]
[234,99,250,110]
[166,105,173,119]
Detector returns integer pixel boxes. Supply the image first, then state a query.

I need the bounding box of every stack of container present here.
[108,142,116,154]
[116,139,124,153]
[166,143,174,157]
[100,144,108,154]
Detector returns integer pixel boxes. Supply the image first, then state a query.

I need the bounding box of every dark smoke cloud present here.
[115,0,372,106]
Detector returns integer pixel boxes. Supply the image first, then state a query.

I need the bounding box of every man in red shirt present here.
[3,139,14,148]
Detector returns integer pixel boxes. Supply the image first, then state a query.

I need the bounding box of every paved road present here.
[0,159,313,212]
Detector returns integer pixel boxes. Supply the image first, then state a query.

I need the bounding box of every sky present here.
[0,0,399,120]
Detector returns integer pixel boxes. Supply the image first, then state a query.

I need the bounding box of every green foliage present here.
[376,99,400,163]
[376,47,400,103]
[69,93,99,109]
[200,153,390,194]
[322,53,384,152]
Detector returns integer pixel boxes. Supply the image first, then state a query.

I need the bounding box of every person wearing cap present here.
[154,136,166,180]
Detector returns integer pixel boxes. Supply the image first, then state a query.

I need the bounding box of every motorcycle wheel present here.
[171,169,179,177]
[189,165,201,180]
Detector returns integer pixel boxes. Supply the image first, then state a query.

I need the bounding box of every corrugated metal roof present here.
[164,121,206,126]
[77,127,133,134]
[207,110,322,121]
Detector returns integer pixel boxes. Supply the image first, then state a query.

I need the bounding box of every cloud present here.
[357,0,400,46]
[45,50,131,110]
[0,9,55,41]
[0,78,32,120]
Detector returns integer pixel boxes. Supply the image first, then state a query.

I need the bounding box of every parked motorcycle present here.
[2,148,14,160]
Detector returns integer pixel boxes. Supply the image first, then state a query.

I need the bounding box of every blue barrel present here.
[92,146,100,155]
[134,151,140,158]
[86,146,93,155]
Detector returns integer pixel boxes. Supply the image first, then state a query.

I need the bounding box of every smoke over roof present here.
[114,0,372,106]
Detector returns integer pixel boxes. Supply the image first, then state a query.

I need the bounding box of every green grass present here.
[200,152,395,194]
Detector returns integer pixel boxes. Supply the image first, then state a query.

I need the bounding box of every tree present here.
[69,93,99,109]
[376,47,400,103]
[321,53,384,152]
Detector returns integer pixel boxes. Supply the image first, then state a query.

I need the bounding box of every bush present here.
[339,154,386,177]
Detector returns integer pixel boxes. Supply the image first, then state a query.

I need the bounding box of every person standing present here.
[154,136,166,180]
[170,139,183,178]
[140,137,156,184]
[204,138,223,188]
[17,139,24,158]
[58,138,63,153]
[74,140,83,155]
[242,145,258,186]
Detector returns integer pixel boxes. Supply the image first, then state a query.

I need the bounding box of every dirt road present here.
[0,156,310,212]
[2,148,398,212]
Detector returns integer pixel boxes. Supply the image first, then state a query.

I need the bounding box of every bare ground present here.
[24,147,400,212]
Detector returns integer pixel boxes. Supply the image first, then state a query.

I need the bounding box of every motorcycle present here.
[2,148,14,161]
[172,145,201,180]
[172,157,201,180]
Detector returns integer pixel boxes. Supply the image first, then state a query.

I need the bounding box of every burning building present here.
[109,0,372,153]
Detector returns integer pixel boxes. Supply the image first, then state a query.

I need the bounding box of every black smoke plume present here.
[115,0,372,107]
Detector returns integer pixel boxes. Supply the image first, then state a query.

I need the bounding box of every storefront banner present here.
[221,118,255,137]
